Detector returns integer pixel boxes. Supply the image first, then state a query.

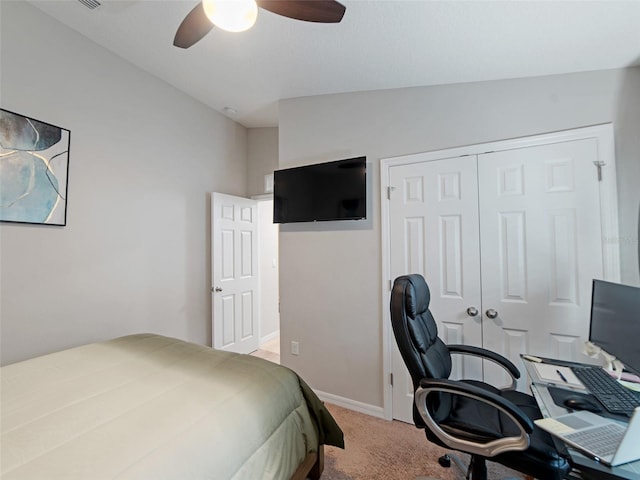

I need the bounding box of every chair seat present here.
[429,381,571,479]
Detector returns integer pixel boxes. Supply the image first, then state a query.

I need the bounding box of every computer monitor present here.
[588,279,640,376]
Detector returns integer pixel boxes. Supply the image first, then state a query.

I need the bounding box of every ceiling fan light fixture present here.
[202,0,258,33]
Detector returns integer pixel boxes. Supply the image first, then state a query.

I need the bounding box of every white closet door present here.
[388,156,482,423]
[478,139,603,390]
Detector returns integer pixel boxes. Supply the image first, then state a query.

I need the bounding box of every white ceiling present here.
[28,0,640,128]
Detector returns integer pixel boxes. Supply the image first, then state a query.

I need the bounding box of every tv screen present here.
[273,156,366,223]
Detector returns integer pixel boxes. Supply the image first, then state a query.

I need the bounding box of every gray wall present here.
[278,68,640,409]
[247,127,279,197]
[0,2,248,365]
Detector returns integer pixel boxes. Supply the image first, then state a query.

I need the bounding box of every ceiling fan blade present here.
[173,2,214,49]
[257,0,346,23]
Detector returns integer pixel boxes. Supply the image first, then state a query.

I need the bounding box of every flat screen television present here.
[588,279,640,376]
[273,156,366,223]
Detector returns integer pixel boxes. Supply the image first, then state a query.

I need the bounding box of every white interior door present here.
[479,139,604,389]
[211,192,260,354]
[388,156,483,423]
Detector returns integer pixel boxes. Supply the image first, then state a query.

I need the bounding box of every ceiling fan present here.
[173,0,346,49]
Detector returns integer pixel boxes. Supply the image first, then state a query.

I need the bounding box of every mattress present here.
[1,333,343,479]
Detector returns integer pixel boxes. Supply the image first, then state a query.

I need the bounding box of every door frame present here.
[380,124,619,420]
[252,193,280,347]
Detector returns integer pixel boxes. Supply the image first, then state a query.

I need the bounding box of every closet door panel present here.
[478,139,603,389]
[388,156,482,423]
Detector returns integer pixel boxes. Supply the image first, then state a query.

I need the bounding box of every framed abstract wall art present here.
[0,109,71,226]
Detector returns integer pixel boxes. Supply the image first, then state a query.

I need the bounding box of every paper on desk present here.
[534,417,576,435]
[620,380,640,393]
[532,363,585,388]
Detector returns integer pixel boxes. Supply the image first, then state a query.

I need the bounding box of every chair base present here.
[469,455,488,480]
[438,453,488,480]
[438,454,451,468]
[438,453,467,476]
[438,454,535,480]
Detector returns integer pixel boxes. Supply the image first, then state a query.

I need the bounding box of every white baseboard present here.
[260,330,279,345]
[314,390,385,419]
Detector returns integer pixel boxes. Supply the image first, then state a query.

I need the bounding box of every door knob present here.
[214,286,222,292]
[486,309,498,319]
[466,306,479,317]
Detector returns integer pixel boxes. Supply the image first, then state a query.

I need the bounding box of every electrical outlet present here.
[291,341,299,355]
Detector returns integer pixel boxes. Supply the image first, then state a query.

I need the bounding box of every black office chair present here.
[390,274,571,480]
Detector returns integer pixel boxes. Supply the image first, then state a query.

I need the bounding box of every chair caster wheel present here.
[438,454,451,468]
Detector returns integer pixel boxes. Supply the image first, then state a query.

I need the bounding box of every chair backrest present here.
[390,274,453,425]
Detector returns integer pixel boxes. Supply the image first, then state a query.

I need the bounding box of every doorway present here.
[256,197,280,362]
[210,194,280,360]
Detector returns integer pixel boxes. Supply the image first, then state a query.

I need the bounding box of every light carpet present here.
[321,403,525,480]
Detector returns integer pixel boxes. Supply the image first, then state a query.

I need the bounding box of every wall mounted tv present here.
[273,156,366,224]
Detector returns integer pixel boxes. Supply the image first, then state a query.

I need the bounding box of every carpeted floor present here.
[249,343,525,479]
[321,403,525,480]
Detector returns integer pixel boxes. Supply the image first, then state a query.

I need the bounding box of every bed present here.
[1,333,343,479]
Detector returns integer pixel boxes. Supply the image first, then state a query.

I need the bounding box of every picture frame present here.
[0,108,71,226]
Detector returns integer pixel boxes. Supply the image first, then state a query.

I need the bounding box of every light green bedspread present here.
[1,334,343,479]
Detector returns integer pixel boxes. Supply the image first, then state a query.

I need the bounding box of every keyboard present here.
[571,366,640,415]
[564,423,624,457]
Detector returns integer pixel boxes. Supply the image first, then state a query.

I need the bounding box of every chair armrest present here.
[415,378,533,458]
[448,344,520,390]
